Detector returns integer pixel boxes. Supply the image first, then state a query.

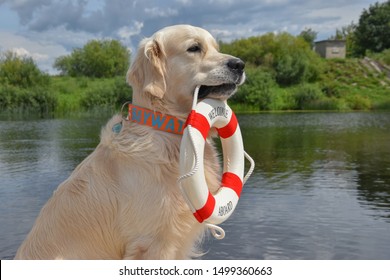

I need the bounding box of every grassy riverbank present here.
[1,58,389,117]
[229,58,390,112]
[0,75,132,117]
[52,76,131,116]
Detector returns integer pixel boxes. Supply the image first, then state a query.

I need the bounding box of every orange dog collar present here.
[127,104,185,135]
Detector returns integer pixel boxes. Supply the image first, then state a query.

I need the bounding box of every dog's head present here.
[127,25,245,115]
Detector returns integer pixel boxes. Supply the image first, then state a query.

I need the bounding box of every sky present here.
[0,0,379,73]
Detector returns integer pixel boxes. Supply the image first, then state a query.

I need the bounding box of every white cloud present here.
[175,0,192,5]
[0,30,67,73]
[117,21,144,50]
[25,25,97,50]
[11,47,48,61]
[10,47,30,57]
[144,7,178,18]
[117,22,144,40]
[0,0,378,73]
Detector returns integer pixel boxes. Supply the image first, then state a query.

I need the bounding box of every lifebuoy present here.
[179,98,245,225]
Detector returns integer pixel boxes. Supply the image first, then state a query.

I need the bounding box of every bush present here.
[0,85,57,115]
[81,77,132,109]
[304,98,342,111]
[292,84,324,109]
[233,67,276,110]
[369,48,390,66]
[346,95,372,110]
[0,51,50,88]
[220,33,323,86]
[54,39,130,78]
[373,99,390,110]
[380,49,390,65]
[321,81,343,98]
[273,34,323,85]
[0,51,56,115]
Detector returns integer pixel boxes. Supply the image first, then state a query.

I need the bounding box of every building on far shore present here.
[314,40,346,59]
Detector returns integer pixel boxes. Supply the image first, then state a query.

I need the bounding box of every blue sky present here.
[0,0,378,73]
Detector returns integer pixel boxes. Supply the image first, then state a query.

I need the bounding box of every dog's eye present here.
[187,45,201,53]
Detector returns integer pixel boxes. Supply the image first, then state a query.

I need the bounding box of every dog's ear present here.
[127,36,166,99]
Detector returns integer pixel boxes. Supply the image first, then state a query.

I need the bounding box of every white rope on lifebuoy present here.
[178,86,254,239]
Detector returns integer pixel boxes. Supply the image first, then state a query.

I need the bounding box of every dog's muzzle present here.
[198,58,246,99]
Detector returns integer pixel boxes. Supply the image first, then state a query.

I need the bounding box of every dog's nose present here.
[227,58,245,72]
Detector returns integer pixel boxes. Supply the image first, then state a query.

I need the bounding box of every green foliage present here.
[0,51,50,88]
[292,84,324,110]
[368,48,390,65]
[354,1,390,55]
[231,56,390,112]
[54,39,130,78]
[319,58,390,110]
[80,77,132,109]
[220,32,323,86]
[233,68,327,111]
[0,85,57,115]
[299,28,318,49]
[0,51,54,115]
[233,67,276,110]
[379,49,390,65]
[347,95,372,110]
[2,16,390,116]
[274,34,323,85]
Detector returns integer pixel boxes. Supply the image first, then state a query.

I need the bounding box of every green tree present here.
[299,28,318,49]
[0,51,56,115]
[272,33,323,86]
[54,39,130,78]
[0,51,49,88]
[354,0,390,55]
[232,67,276,110]
[220,32,323,86]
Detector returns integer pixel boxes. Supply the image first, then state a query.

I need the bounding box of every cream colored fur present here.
[15,25,244,259]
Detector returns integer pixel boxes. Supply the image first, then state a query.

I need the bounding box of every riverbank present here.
[0,76,131,118]
[230,58,390,112]
[0,58,389,117]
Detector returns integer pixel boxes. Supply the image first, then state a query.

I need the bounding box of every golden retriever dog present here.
[15,24,245,259]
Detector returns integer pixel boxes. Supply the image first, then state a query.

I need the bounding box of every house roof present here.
[315,39,346,44]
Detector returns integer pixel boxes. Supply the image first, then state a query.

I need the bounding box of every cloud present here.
[144,7,178,18]
[3,0,52,24]
[0,29,69,73]
[117,21,144,50]
[117,22,144,41]
[11,47,48,61]
[0,0,375,73]
[3,0,372,40]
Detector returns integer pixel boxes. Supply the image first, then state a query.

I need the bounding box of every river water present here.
[1,112,390,259]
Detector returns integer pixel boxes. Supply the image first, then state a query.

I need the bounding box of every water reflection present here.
[0,116,104,259]
[238,112,390,221]
[204,112,390,259]
[1,112,390,259]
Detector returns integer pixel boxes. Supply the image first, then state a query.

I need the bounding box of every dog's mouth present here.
[197,83,237,99]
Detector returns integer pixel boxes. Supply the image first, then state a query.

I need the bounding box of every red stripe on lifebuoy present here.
[222,172,243,197]
[193,191,216,223]
[217,112,238,139]
[185,110,210,140]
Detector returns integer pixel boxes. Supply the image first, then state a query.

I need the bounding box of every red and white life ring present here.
[179,98,245,225]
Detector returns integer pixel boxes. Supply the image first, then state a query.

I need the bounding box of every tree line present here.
[0,39,131,115]
[54,39,130,78]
